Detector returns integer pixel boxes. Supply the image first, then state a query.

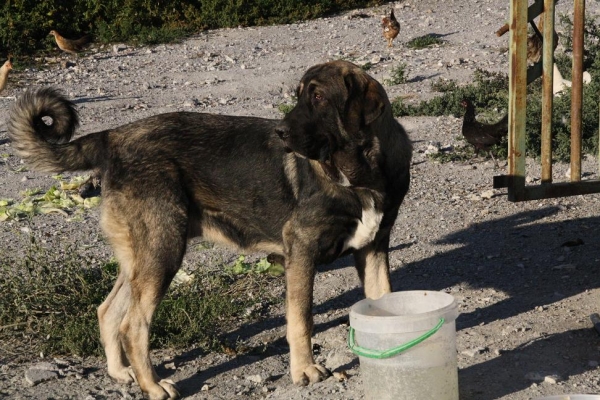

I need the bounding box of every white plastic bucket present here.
[349,290,459,400]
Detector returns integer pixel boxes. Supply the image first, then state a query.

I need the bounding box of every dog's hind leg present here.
[101,199,186,400]
[98,271,134,384]
[98,209,137,385]
[353,236,392,299]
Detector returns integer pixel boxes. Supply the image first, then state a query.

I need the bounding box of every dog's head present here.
[275,60,389,162]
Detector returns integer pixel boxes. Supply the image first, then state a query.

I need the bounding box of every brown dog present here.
[8,60,411,399]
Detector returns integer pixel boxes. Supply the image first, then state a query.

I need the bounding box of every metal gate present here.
[493,0,600,201]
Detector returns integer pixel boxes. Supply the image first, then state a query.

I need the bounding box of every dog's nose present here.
[275,124,290,140]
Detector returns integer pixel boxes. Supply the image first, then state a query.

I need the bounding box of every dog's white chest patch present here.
[344,198,383,251]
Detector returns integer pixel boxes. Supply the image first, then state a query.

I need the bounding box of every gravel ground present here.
[2,1,600,399]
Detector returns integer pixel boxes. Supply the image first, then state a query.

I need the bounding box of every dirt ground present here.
[2,0,600,399]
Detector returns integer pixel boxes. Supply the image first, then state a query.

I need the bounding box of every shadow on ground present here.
[175,206,600,398]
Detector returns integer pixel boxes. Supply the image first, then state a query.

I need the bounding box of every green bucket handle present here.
[348,317,445,359]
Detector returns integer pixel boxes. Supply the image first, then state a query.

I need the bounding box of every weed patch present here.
[278,102,296,115]
[407,34,445,49]
[384,63,408,85]
[1,0,384,57]
[0,239,280,361]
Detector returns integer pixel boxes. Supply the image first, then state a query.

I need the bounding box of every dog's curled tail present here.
[8,87,100,173]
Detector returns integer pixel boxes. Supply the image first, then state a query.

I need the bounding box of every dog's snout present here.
[275,124,290,140]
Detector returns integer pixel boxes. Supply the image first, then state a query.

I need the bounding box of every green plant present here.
[360,62,373,71]
[406,34,444,49]
[227,255,285,276]
[384,63,408,85]
[0,0,387,57]
[278,102,296,115]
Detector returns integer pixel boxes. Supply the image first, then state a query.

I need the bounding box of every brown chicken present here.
[527,17,559,64]
[461,99,508,167]
[382,9,400,48]
[0,58,12,94]
[49,30,92,56]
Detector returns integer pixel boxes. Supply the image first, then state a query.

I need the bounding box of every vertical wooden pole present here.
[541,0,556,183]
[508,0,528,201]
[570,0,585,182]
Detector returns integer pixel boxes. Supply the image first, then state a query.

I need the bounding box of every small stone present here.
[164,362,176,370]
[333,371,349,381]
[25,368,59,386]
[544,374,562,384]
[113,44,127,53]
[480,189,495,199]
[245,374,264,383]
[201,384,210,391]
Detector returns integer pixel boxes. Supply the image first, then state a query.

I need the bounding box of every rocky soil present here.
[2,0,600,399]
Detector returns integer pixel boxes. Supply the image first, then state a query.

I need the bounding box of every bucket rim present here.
[349,290,458,333]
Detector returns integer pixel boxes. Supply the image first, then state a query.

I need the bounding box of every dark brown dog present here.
[7,60,411,400]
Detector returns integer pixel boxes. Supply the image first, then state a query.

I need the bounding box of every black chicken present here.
[460,99,508,167]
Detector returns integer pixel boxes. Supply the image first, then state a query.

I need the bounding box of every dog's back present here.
[8,88,314,249]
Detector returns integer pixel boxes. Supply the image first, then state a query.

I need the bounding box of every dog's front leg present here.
[284,256,330,385]
[354,236,392,299]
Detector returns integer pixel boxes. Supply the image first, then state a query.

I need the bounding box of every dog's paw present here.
[108,365,136,385]
[144,379,180,400]
[292,364,331,386]
[159,379,180,399]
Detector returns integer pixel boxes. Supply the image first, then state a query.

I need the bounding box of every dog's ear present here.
[343,72,385,131]
[363,79,385,125]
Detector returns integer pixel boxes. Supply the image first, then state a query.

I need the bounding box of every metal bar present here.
[507,0,529,201]
[496,0,544,37]
[517,180,600,201]
[541,0,556,183]
[570,0,585,182]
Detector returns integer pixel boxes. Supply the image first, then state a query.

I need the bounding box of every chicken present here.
[0,58,12,94]
[526,17,559,64]
[460,99,508,167]
[382,9,400,48]
[49,30,91,57]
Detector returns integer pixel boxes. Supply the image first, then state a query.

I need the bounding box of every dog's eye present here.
[314,93,323,101]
